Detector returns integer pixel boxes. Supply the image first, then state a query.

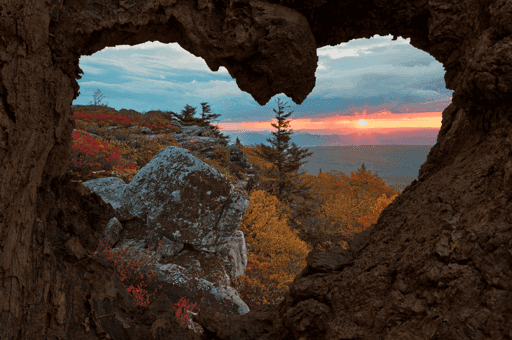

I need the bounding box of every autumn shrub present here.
[125,137,180,170]
[70,111,181,183]
[69,109,402,312]
[372,193,400,214]
[212,146,231,165]
[292,168,401,250]
[239,145,275,175]
[239,144,337,250]
[226,163,246,180]
[233,189,312,309]
[237,144,284,197]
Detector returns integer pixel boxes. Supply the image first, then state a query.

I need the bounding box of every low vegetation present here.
[68,101,401,313]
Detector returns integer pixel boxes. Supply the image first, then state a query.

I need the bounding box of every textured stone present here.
[82,145,250,267]
[2,0,512,339]
[304,246,354,273]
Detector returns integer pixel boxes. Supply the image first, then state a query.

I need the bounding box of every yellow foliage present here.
[233,189,312,308]
[238,190,312,269]
[320,187,376,239]
[239,145,277,177]
[71,110,404,309]
[372,193,399,214]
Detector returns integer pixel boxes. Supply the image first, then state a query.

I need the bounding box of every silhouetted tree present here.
[235,137,242,145]
[209,123,231,145]
[200,102,210,122]
[88,89,109,108]
[178,102,231,144]
[199,102,222,126]
[179,104,197,122]
[177,104,207,126]
[251,98,316,208]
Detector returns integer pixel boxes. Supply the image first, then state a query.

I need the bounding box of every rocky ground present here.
[71,104,262,194]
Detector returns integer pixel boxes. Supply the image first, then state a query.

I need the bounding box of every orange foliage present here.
[304,167,400,249]
[238,145,275,173]
[339,167,398,203]
[238,144,281,195]
[273,167,400,251]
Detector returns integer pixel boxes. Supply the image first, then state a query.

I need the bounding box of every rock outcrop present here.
[1,0,512,339]
[81,145,251,319]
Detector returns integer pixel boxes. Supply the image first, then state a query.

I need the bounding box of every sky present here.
[72,34,453,147]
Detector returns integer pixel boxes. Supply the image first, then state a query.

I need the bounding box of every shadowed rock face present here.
[1,0,511,340]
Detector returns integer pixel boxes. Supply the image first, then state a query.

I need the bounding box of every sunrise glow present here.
[216,111,442,134]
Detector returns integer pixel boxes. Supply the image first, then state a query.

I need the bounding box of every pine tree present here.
[251,98,316,208]
[199,102,221,125]
[178,104,202,126]
[235,137,242,145]
[183,102,231,144]
[199,102,210,123]
[179,104,196,121]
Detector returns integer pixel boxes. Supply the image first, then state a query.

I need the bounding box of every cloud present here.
[73,34,452,144]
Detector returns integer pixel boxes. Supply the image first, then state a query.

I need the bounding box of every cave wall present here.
[1,0,511,339]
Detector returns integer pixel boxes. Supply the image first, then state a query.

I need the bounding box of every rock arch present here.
[1,0,511,339]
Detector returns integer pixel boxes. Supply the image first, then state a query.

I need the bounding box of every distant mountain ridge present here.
[221,129,438,148]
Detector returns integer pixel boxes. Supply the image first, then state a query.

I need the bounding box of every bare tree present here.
[88,89,109,107]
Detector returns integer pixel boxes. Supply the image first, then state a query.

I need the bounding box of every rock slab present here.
[81,145,251,318]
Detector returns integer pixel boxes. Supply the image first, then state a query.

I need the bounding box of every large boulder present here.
[81,146,251,318]
[2,0,512,339]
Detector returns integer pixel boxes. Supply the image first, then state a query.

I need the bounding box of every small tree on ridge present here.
[88,89,109,108]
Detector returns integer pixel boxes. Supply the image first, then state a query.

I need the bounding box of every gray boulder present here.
[81,145,251,318]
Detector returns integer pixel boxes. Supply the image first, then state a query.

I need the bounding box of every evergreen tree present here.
[210,124,231,145]
[235,137,242,145]
[199,102,210,122]
[199,102,221,125]
[187,102,231,144]
[179,103,211,126]
[251,98,316,208]
[180,104,197,121]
